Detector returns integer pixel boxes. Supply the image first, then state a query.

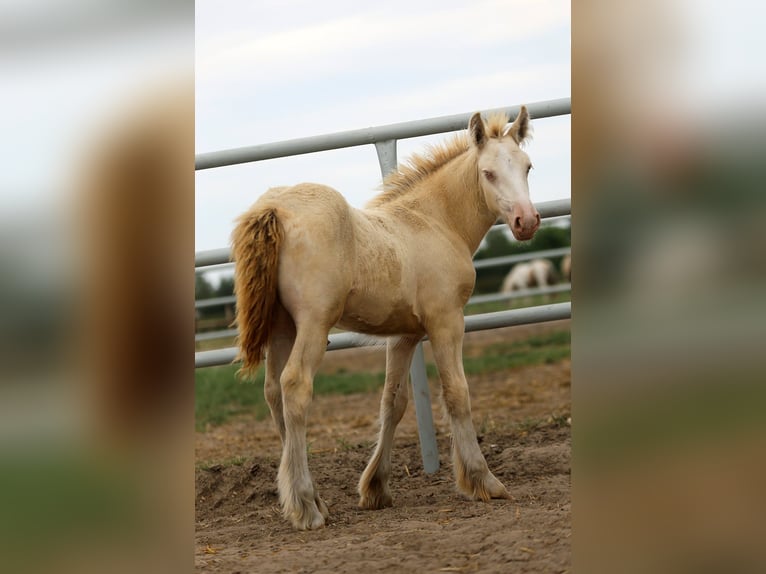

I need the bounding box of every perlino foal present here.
[231,108,540,530]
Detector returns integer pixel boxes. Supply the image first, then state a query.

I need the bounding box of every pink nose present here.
[511,207,541,239]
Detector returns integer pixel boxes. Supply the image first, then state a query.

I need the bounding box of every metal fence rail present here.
[194,245,572,311]
[195,302,570,368]
[195,281,572,343]
[196,97,570,171]
[472,246,571,270]
[195,198,570,270]
[195,97,571,474]
[195,287,572,343]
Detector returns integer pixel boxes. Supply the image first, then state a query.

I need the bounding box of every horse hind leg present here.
[277,318,332,530]
[264,300,295,443]
[358,335,420,510]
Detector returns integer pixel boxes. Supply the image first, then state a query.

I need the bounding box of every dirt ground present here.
[196,321,571,573]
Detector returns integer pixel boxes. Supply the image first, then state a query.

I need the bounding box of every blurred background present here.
[0,1,193,573]
[573,1,766,572]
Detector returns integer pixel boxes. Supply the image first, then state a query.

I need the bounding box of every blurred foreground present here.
[574,1,766,572]
[0,3,193,573]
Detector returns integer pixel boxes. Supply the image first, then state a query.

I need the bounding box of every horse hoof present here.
[315,493,330,520]
[459,471,511,502]
[288,506,326,530]
[283,496,329,530]
[358,490,393,510]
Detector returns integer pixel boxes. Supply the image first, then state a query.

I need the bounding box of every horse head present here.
[469,107,540,241]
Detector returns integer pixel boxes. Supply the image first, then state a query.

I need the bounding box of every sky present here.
[3,1,760,255]
[195,0,572,254]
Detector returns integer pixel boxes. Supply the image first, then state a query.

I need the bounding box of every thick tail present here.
[231,206,283,379]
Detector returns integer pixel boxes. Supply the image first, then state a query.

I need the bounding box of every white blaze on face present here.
[479,140,538,238]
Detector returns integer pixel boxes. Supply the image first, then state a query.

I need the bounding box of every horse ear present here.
[469,112,487,148]
[506,105,530,144]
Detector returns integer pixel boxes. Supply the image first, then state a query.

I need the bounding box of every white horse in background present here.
[501,258,559,296]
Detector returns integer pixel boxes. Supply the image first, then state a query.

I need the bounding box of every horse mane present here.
[366,112,512,208]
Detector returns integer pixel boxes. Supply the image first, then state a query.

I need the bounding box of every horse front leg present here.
[427,313,511,502]
[358,335,420,510]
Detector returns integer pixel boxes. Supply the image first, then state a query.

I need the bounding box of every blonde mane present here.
[367,112,513,208]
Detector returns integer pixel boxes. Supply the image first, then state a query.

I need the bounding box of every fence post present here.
[374,139,440,475]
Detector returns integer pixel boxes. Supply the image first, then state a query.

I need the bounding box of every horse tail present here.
[231,206,283,380]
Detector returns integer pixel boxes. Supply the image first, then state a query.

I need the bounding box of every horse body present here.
[338,207,435,336]
[255,181,479,337]
[232,108,539,529]
[561,253,572,282]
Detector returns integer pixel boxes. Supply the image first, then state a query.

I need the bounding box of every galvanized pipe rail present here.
[195,302,571,367]
[195,282,572,343]
[195,97,571,474]
[194,214,570,274]
[195,245,572,310]
[194,198,570,270]
[196,97,570,171]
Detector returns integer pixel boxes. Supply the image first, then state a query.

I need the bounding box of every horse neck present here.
[419,151,497,254]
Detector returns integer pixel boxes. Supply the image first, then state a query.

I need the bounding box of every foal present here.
[232,108,540,529]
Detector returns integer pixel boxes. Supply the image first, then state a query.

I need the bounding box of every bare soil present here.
[196,321,571,573]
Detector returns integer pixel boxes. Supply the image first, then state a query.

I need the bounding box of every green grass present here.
[195,365,270,430]
[195,365,387,431]
[464,292,570,316]
[425,330,570,380]
[195,329,570,431]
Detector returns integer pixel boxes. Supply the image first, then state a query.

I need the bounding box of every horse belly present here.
[338,292,421,335]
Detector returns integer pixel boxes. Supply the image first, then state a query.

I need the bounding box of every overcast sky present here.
[195,0,572,253]
[1,1,762,255]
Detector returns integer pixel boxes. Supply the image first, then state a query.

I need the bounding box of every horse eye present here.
[483,170,496,182]
[527,164,533,174]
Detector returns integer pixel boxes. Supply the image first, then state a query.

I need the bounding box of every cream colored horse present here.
[232,108,540,530]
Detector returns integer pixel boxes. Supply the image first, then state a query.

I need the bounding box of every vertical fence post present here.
[374,139,440,474]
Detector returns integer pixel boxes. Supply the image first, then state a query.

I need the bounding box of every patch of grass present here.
[463,344,569,376]
[465,292,570,316]
[195,364,270,431]
[196,329,570,431]
[479,329,570,358]
[195,364,386,431]
[429,329,570,378]
[314,370,386,395]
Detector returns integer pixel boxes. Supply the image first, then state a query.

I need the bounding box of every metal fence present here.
[195,97,571,473]
[195,244,572,341]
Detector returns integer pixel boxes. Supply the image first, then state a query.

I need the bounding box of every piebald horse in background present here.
[501,258,560,294]
[232,107,540,530]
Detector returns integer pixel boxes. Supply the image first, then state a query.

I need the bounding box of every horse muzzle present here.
[508,207,541,241]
